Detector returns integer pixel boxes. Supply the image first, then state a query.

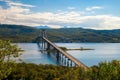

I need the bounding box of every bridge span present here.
[37,30,88,70]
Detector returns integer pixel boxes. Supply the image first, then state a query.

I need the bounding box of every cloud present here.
[8,1,35,8]
[67,7,76,10]
[0,0,35,8]
[0,0,120,29]
[86,6,103,11]
[78,15,120,29]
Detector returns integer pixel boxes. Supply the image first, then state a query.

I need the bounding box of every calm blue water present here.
[16,43,120,67]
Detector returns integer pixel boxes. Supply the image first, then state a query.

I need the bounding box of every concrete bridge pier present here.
[56,50,59,62]
[67,59,70,67]
[70,60,73,67]
[64,57,66,66]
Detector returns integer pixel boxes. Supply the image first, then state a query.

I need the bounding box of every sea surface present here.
[16,43,120,67]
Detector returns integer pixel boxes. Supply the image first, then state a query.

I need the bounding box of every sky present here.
[0,0,120,29]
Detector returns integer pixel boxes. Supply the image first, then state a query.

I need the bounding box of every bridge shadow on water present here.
[37,42,72,66]
[37,42,60,65]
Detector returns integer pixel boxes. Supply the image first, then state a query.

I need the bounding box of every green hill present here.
[0,24,39,42]
[46,28,120,42]
[0,24,120,42]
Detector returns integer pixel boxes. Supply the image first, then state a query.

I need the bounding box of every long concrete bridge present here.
[36,29,88,69]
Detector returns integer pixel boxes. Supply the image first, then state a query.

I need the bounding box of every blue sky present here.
[22,0,120,15]
[0,0,120,29]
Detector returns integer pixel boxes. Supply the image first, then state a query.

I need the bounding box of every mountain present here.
[0,24,39,42]
[35,26,50,29]
[0,24,120,42]
[46,28,120,42]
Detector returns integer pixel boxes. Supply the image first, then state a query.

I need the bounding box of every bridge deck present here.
[43,37,88,69]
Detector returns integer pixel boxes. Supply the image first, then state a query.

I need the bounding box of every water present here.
[16,43,56,65]
[16,43,120,67]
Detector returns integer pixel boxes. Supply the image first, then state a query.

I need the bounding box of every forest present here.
[0,24,120,43]
[1,60,120,80]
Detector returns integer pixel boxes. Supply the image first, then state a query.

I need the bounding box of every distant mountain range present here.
[35,26,50,29]
[0,24,120,42]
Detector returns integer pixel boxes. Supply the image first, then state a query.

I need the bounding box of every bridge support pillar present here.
[61,54,64,64]
[56,50,59,62]
[64,57,66,66]
[67,59,69,67]
[44,40,46,50]
[41,38,43,50]
[46,43,50,54]
[70,60,72,67]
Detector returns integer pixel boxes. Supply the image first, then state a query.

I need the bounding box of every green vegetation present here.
[47,28,120,43]
[0,24,120,43]
[89,60,120,80]
[1,60,120,80]
[0,24,39,42]
[59,46,94,51]
[59,47,67,51]
[0,40,22,79]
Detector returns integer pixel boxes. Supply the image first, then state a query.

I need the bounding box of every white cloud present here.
[8,1,35,8]
[86,6,103,11]
[67,7,76,10]
[0,0,35,8]
[0,0,120,29]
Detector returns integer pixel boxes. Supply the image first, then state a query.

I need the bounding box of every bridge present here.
[36,29,88,70]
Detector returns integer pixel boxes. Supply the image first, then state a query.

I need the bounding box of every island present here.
[59,47,94,51]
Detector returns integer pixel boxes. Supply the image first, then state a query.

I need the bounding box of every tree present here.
[0,40,22,79]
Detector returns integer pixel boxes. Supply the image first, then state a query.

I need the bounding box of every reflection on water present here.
[16,43,120,67]
[16,43,56,65]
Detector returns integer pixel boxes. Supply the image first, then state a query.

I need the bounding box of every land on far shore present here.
[0,24,120,43]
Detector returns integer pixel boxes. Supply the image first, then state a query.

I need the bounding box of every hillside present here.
[0,24,120,42]
[46,28,120,42]
[0,24,39,42]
